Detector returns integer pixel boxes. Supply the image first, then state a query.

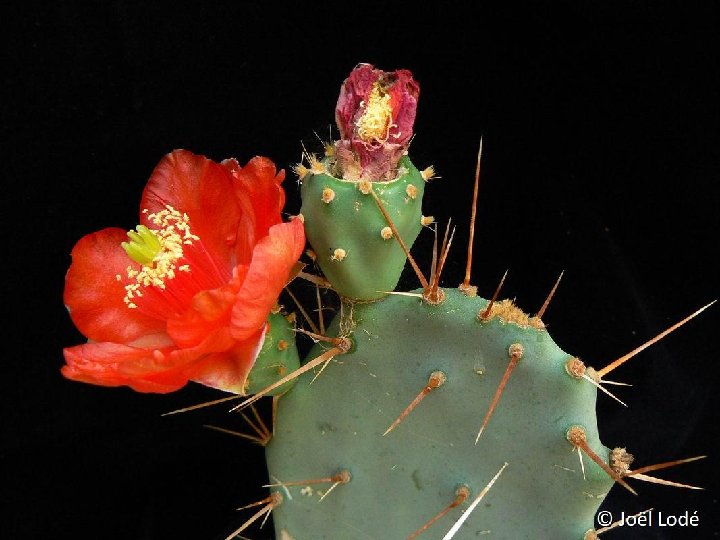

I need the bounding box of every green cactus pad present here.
[299,156,425,301]
[266,288,614,539]
[244,312,301,396]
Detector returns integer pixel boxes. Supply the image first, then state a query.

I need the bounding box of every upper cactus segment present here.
[300,156,425,300]
[297,65,427,301]
[334,63,420,181]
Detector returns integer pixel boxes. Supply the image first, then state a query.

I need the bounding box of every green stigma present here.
[121,225,161,266]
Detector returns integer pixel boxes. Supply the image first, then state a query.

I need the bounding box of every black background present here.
[3,2,719,539]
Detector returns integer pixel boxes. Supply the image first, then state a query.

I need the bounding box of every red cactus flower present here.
[334,63,420,181]
[62,150,305,394]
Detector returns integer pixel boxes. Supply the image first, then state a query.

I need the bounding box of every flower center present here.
[118,205,199,308]
[356,82,393,142]
[121,225,161,265]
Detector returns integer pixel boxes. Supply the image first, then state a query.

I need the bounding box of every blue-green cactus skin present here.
[299,155,426,301]
[266,288,614,539]
[245,312,301,396]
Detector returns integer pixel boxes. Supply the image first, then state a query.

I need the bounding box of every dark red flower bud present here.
[334,63,420,180]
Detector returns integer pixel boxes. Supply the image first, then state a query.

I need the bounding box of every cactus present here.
[60,63,711,540]
[298,154,426,301]
[225,64,710,539]
[264,290,614,539]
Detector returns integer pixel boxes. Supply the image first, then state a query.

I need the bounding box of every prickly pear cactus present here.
[56,56,711,540]
[266,290,613,539]
[237,64,708,540]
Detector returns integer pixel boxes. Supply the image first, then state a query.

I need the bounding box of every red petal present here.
[165,266,248,348]
[189,326,267,394]
[139,150,242,275]
[62,326,239,394]
[62,342,187,393]
[335,63,379,140]
[387,69,419,146]
[231,219,305,340]
[221,158,258,266]
[225,156,287,264]
[64,228,166,343]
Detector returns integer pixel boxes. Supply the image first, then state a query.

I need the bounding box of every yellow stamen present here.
[120,205,199,308]
[356,82,394,142]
